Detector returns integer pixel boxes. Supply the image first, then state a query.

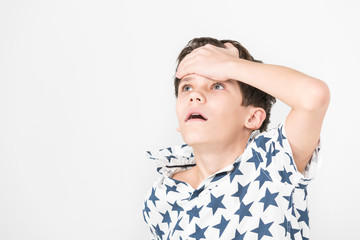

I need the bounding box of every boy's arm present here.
[176,44,330,173]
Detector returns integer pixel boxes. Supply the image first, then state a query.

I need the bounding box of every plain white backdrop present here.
[0,0,359,239]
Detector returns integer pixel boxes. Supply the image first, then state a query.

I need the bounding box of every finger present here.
[175,69,183,79]
[177,52,195,73]
[224,42,239,57]
[176,69,194,80]
[176,63,191,79]
[176,60,188,78]
[176,59,196,79]
[224,42,235,49]
[176,61,188,79]
[176,51,201,78]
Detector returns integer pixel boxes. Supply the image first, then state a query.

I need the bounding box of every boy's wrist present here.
[227,57,250,83]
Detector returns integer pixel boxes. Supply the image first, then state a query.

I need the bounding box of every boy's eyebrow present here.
[179,76,194,83]
[226,79,235,85]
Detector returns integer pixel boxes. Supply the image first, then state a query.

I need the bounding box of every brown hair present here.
[174,37,276,132]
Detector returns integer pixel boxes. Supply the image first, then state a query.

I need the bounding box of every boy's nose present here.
[189,91,206,103]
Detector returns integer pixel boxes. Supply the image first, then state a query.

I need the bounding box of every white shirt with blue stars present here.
[143,123,321,240]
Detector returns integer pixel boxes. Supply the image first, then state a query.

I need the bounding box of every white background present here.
[0,0,359,239]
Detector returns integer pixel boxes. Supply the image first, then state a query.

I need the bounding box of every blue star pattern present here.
[277,125,286,147]
[251,219,274,240]
[231,182,250,204]
[153,224,164,239]
[189,185,205,200]
[279,166,293,184]
[143,200,151,218]
[143,122,321,239]
[160,210,171,227]
[213,216,230,237]
[234,201,253,223]
[165,184,178,194]
[232,230,246,240]
[186,205,203,223]
[189,224,208,240]
[148,188,159,207]
[255,135,272,152]
[259,188,279,211]
[206,193,226,215]
[254,168,273,189]
[167,201,183,217]
[229,162,243,183]
[289,222,300,240]
[171,217,184,236]
[266,142,280,167]
[211,171,228,183]
[247,148,262,170]
[297,208,310,227]
[279,216,289,237]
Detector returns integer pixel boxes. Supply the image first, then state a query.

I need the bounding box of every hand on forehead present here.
[176,43,240,82]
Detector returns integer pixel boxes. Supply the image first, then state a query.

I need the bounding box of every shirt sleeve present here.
[302,139,321,179]
[268,122,322,187]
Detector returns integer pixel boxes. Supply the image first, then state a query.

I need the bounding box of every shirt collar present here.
[146,130,259,177]
[146,144,196,177]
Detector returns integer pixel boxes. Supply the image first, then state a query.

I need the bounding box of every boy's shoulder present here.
[246,122,321,183]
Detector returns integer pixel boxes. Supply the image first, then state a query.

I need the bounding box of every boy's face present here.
[176,74,250,147]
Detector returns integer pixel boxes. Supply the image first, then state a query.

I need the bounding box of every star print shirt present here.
[142,123,321,240]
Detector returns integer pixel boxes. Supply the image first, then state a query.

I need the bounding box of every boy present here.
[143,37,330,240]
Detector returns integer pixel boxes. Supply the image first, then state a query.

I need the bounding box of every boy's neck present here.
[190,130,252,186]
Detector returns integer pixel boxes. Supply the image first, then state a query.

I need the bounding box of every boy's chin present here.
[182,136,205,146]
[184,140,205,147]
[182,136,214,148]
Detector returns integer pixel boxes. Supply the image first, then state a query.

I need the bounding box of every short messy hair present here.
[174,37,276,132]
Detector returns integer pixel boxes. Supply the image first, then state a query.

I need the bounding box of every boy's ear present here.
[244,107,266,130]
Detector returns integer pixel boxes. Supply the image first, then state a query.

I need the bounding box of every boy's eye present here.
[212,83,225,90]
[182,85,193,92]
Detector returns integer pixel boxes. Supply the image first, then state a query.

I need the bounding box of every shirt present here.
[142,122,321,240]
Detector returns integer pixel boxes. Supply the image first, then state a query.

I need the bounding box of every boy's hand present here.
[176,43,239,80]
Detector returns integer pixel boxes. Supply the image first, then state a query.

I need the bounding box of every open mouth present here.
[186,113,208,122]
